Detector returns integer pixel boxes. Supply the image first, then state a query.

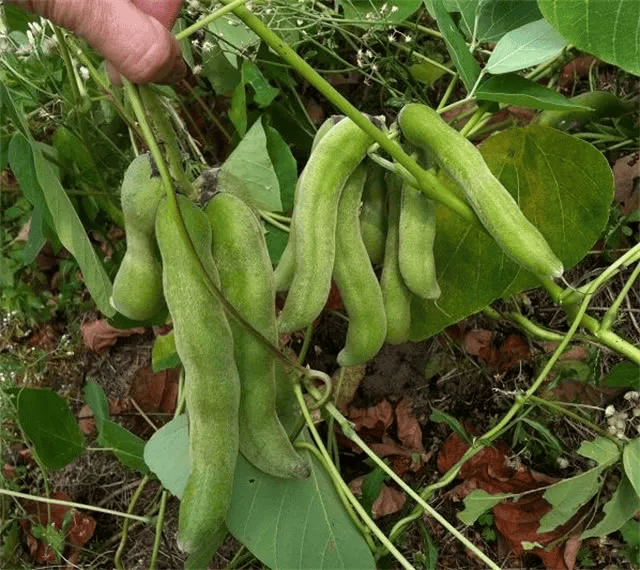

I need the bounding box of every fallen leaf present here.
[77,404,96,435]
[395,397,423,452]
[20,491,96,566]
[347,399,394,434]
[437,432,581,569]
[613,152,640,216]
[558,55,597,90]
[81,319,145,353]
[129,366,180,415]
[348,476,406,519]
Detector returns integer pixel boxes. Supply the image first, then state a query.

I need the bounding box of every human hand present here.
[9,0,186,84]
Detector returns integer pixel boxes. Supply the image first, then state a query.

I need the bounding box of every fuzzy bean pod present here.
[155,195,240,563]
[110,154,165,320]
[206,192,309,479]
[398,182,441,299]
[278,118,375,334]
[380,174,412,345]
[359,160,388,265]
[333,164,387,366]
[398,103,563,280]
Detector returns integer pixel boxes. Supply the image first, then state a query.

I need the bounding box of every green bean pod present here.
[380,174,412,345]
[273,116,344,293]
[110,154,165,320]
[206,192,309,479]
[278,118,375,334]
[155,195,240,562]
[398,103,563,280]
[359,160,388,265]
[537,90,633,130]
[398,182,441,299]
[333,164,387,366]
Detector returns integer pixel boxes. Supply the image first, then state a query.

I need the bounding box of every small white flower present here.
[391,5,399,13]
[605,405,616,417]
[297,19,303,26]
[365,49,373,58]
[624,391,639,401]
[371,63,379,73]
[79,66,90,81]
[201,40,214,53]
[557,457,569,469]
[404,34,412,43]
[192,64,202,76]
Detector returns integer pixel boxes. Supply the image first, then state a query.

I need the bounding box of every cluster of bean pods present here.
[110,157,309,569]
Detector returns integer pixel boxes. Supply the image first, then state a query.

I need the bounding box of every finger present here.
[12,0,185,84]
[131,0,183,30]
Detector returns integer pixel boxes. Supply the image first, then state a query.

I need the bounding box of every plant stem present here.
[149,490,169,570]
[220,0,479,227]
[293,384,415,570]
[0,488,151,524]
[600,260,640,332]
[174,0,250,41]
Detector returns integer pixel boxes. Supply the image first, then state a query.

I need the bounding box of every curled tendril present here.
[302,367,332,409]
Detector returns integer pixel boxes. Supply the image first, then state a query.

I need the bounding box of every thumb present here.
[11,0,186,84]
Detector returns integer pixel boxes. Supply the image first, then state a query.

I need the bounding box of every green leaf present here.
[602,362,640,390]
[218,117,283,212]
[581,474,640,538]
[144,415,191,498]
[83,379,109,432]
[538,468,602,533]
[361,466,387,516]
[476,73,593,110]
[228,445,376,570]
[577,436,621,466]
[486,19,568,74]
[265,225,289,265]
[144,417,375,569]
[424,0,481,91]
[410,125,613,341]
[430,409,471,443]
[264,124,297,213]
[208,14,259,67]
[99,420,149,473]
[242,61,279,108]
[85,380,149,473]
[458,490,511,525]
[17,388,84,470]
[623,438,640,500]
[201,46,241,96]
[151,330,180,372]
[538,0,640,76]
[8,134,114,317]
[444,0,543,43]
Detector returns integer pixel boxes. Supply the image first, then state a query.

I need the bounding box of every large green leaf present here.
[538,0,640,76]
[486,19,568,74]
[17,388,85,470]
[410,125,613,341]
[424,0,481,91]
[144,416,375,570]
[443,0,543,43]
[8,134,114,316]
[218,117,283,212]
[581,474,640,539]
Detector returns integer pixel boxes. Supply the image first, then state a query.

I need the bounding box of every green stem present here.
[0,488,151,524]
[527,396,621,443]
[388,274,598,547]
[259,210,290,233]
[293,384,414,570]
[482,306,565,342]
[600,261,640,332]
[220,0,478,227]
[174,0,250,41]
[138,85,192,196]
[115,476,152,570]
[54,27,82,108]
[149,490,169,570]
[312,395,500,569]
